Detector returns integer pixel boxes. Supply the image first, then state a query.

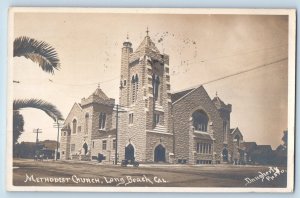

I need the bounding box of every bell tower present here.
[118,29,173,163]
[119,34,133,107]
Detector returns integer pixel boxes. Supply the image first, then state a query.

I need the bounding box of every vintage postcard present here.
[6,8,295,192]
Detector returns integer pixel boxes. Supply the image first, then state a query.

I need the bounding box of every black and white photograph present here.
[7,8,296,192]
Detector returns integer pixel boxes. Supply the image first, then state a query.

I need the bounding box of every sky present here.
[12,11,289,148]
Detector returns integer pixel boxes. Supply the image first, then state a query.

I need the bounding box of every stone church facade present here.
[60,32,245,165]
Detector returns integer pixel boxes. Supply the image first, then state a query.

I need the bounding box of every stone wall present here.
[172,86,224,164]
[145,132,174,163]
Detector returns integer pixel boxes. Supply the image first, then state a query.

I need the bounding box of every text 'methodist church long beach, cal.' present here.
[60,30,249,165]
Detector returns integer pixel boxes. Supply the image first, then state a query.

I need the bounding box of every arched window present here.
[99,112,106,129]
[135,74,139,99]
[131,74,139,103]
[152,74,160,101]
[85,113,89,134]
[192,110,209,132]
[72,119,77,134]
[132,75,136,103]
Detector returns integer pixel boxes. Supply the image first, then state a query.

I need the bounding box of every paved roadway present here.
[12,159,287,188]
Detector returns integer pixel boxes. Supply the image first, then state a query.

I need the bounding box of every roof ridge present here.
[171,84,203,94]
[135,36,160,54]
[172,86,203,104]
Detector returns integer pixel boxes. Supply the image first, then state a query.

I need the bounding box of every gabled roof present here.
[81,87,115,106]
[63,102,83,126]
[231,127,243,140]
[230,127,242,135]
[171,88,195,103]
[230,128,235,134]
[212,96,227,109]
[129,35,165,64]
[90,87,110,100]
[135,36,160,54]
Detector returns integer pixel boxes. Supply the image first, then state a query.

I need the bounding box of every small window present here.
[85,113,89,134]
[99,112,106,129]
[124,80,126,86]
[129,113,134,124]
[154,114,160,126]
[102,140,107,150]
[92,141,95,148]
[72,119,77,134]
[62,151,65,155]
[196,143,200,153]
[112,139,116,150]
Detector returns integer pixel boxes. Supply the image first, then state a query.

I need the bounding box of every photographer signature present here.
[244,166,286,186]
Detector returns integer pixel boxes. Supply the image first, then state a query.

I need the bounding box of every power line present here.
[15,43,286,87]
[171,57,287,93]
[203,57,287,86]
[13,57,288,106]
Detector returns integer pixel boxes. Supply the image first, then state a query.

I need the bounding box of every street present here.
[12,159,287,188]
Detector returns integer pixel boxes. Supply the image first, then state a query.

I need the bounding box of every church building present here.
[60,31,245,165]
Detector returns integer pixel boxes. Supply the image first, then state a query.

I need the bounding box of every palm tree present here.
[13,36,64,144]
[14,36,60,74]
[14,99,64,121]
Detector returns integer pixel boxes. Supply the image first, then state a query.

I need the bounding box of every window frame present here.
[192,110,209,132]
[72,119,77,134]
[102,140,107,150]
[112,139,116,150]
[85,113,89,134]
[99,112,106,130]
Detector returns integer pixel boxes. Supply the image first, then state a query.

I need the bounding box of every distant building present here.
[60,32,246,164]
[13,140,58,159]
[242,142,258,164]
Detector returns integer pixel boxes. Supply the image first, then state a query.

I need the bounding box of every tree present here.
[276,130,288,152]
[274,130,288,165]
[13,111,24,144]
[14,36,60,74]
[13,36,63,144]
[282,130,288,148]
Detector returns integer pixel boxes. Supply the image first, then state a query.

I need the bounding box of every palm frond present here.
[13,36,60,74]
[13,99,64,121]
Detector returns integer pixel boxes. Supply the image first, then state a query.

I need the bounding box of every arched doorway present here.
[154,144,166,162]
[125,144,135,161]
[222,148,228,162]
[83,143,88,155]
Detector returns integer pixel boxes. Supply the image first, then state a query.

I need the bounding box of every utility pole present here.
[33,128,42,158]
[115,104,119,165]
[53,119,63,160]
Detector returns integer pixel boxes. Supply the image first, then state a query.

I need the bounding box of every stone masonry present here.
[60,31,245,164]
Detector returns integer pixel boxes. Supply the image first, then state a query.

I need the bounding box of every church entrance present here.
[222,148,228,162]
[125,144,135,161]
[83,143,88,155]
[154,144,166,162]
